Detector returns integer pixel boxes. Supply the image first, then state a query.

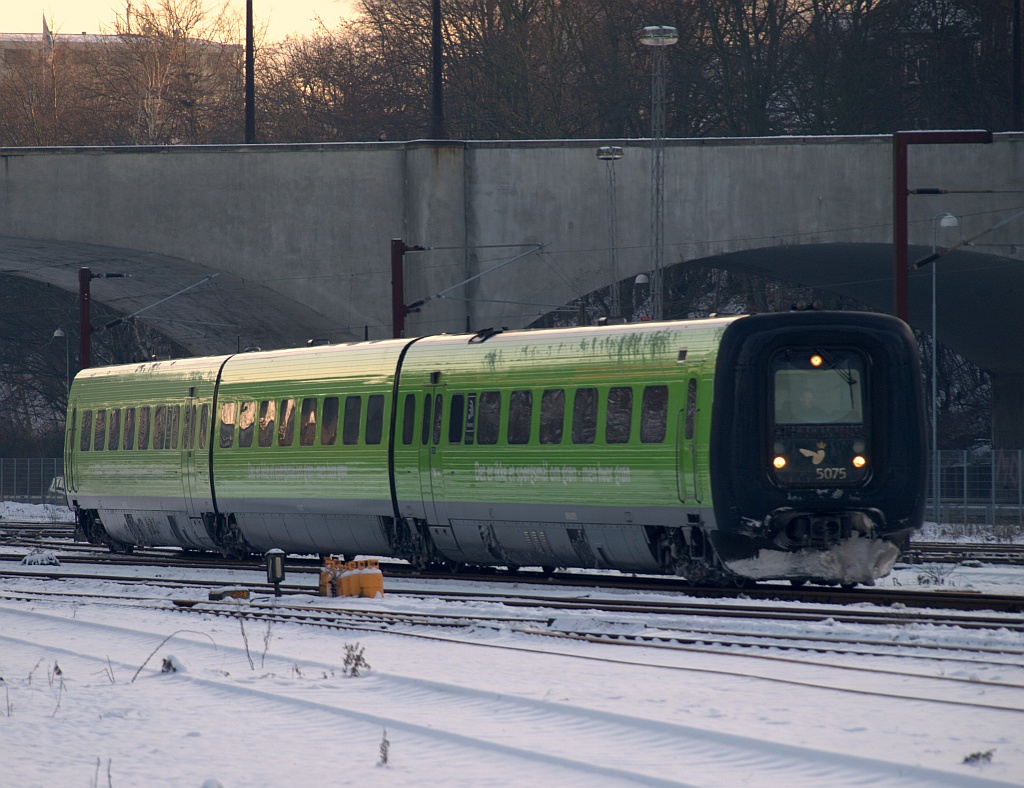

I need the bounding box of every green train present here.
[64,311,927,586]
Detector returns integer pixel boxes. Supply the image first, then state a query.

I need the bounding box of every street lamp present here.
[931,211,959,524]
[597,146,624,318]
[52,327,69,393]
[640,25,678,322]
[245,0,255,143]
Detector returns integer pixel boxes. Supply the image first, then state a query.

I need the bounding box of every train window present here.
[278,399,294,446]
[80,411,92,451]
[685,379,698,441]
[123,407,136,450]
[108,409,121,451]
[539,389,564,444]
[182,404,194,450]
[432,393,443,445]
[154,406,167,450]
[93,409,106,451]
[138,407,151,450]
[237,401,255,448]
[606,387,632,444]
[198,405,209,450]
[219,402,235,449]
[300,398,317,446]
[402,394,416,445]
[449,394,464,443]
[477,391,501,445]
[464,393,477,444]
[366,394,384,445]
[572,388,597,444]
[773,351,865,424]
[170,405,181,450]
[258,401,276,447]
[508,390,533,445]
[421,394,432,445]
[321,397,340,446]
[640,385,668,443]
[343,396,362,445]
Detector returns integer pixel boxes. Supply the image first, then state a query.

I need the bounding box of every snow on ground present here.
[0,501,75,523]
[2,502,1023,786]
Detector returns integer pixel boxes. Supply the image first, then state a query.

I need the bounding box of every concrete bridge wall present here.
[1,134,1022,440]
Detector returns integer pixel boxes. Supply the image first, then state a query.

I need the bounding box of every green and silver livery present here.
[65,311,927,586]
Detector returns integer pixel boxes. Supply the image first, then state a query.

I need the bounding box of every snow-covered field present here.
[2,502,1023,786]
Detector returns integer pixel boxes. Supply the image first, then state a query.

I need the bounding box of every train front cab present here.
[709,311,927,586]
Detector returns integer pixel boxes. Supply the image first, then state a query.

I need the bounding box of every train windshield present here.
[773,350,865,425]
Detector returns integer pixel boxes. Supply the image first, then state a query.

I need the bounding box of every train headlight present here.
[810,354,823,367]
[773,455,787,469]
[852,455,867,468]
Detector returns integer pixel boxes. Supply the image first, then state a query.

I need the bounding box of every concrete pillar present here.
[992,370,1024,449]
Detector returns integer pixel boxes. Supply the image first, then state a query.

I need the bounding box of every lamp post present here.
[52,327,69,393]
[430,0,446,139]
[245,0,255,143]
[597,146,624,319]
[931,211,959,524]
[640,25,677,322]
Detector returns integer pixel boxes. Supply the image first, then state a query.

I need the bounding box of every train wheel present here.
[789,579,807,587]
[541,566,556,577]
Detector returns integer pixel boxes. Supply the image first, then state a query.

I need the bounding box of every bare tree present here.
[85,0,245,144]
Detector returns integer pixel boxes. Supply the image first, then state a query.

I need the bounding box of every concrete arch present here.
[0,237,338,355]
[1,135,1021,441]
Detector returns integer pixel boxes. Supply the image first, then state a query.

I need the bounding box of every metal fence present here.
[0,458,65,505]
[930,449,1024,530]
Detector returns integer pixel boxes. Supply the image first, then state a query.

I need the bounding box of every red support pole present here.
[79,267,91,370]
[892,130,993,322]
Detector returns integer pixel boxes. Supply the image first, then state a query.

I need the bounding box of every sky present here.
[2,1,357,42]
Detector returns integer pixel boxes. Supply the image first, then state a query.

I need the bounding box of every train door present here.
[65,401,78,496]
[417,387,446,524]
[676,377,701,503]
[182,391,213,520]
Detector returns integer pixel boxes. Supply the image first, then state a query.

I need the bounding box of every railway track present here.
[4,517,1024,612]
[906,540,1024,565]
[6,601,1010,787]
[5,558,1024,628]
[4,584,1022,717]
[4,551,1024,613]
